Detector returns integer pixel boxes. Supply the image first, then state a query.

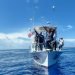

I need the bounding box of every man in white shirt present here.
[59,38,64,50]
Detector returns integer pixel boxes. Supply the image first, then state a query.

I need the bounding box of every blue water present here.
[0,48,75,75]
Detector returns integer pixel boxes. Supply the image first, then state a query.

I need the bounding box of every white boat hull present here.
[32,51,62,67]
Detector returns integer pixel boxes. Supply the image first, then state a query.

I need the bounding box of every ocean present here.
[0,48,75,75]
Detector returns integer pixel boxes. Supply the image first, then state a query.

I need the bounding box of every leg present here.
[40,44,43,51]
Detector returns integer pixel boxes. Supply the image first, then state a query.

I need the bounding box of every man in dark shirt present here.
[38,32,44,50]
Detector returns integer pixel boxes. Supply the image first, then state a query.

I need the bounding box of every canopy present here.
[34,26,57,33]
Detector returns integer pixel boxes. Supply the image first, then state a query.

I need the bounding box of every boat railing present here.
[31,42,45,52]
[31,42,60,52]
[31,42,54,52]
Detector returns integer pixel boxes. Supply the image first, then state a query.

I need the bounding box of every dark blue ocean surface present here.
[0,48,75,75]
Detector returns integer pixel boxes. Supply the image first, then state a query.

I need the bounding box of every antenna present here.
[32,2,36,26]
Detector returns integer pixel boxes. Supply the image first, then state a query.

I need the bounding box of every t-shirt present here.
[59,39,64,45]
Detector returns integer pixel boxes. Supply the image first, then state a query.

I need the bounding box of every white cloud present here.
[66,25,73,29]
[64,38,75,42]
[64,38,75,47]
[1,29,75,49]
[0,31,31,49]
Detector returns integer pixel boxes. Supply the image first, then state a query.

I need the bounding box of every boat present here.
[31,50,62,67]
[30,26,63,67]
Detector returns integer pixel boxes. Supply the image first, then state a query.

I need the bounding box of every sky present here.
[0,0,75,49]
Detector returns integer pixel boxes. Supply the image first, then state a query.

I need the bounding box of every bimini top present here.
[34,26,57,33]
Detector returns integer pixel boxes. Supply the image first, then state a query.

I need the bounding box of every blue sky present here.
[0,0,75,49]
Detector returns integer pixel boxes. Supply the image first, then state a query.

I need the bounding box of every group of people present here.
[32,27,64,51]
[32,29,44,51]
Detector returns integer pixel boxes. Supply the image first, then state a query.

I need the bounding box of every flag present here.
[28,32,34,37]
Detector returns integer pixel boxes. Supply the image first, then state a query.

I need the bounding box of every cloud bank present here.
[64,39,75,42]
[64,38,75,47]
[0,30,75,49]
[0,31,31,50]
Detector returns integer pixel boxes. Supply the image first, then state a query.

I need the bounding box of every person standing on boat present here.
[33,28,44,51]
[38,32,45,50]
[28,28,39,51]
[46,32,53,49]
[46,28,56,49]
[43,27,53,49]
[28,28,44,51]
[33,29,39,51]
[50,28,57,50]
[58,38,64,50]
